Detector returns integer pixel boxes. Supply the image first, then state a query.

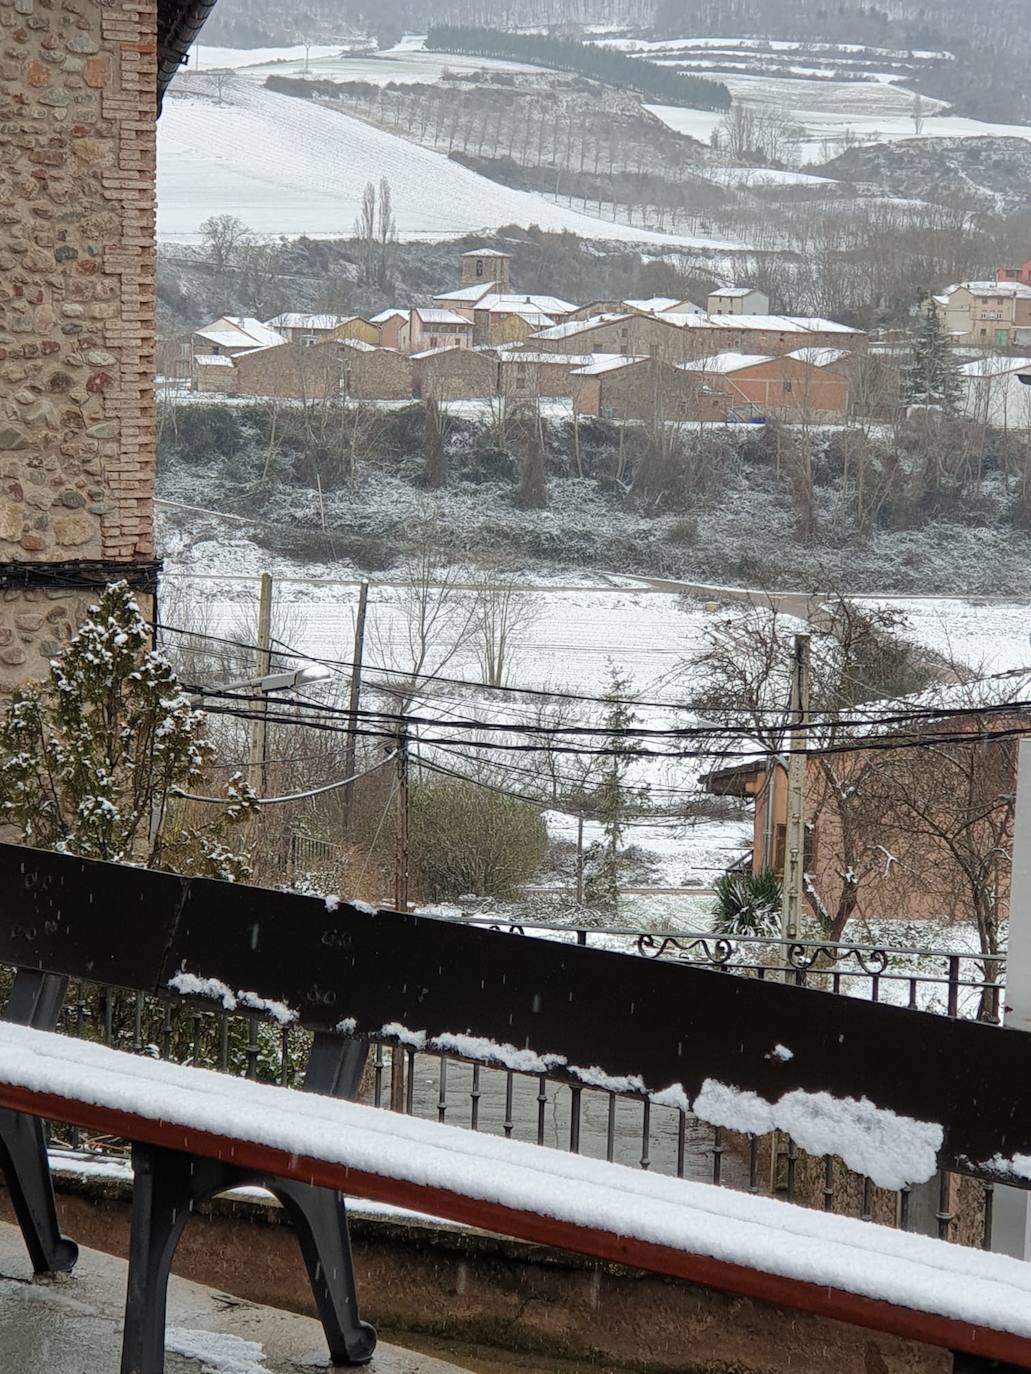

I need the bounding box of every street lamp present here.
[200,664,333,795]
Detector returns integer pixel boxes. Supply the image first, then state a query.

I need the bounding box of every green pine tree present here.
[902,298,963,414]
[0,583,255,879]
[583,666,650,915]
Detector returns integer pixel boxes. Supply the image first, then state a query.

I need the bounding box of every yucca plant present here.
[712,870,783,937]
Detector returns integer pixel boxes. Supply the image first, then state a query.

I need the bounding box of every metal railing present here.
[16,923,1007,1253]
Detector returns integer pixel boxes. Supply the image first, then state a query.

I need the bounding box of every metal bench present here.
[1,843,1031,1372]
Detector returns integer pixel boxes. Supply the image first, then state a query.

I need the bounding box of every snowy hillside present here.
[157,76,746,248]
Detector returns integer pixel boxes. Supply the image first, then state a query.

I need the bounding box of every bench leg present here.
[0,970,77,1274]
[272,1181,376,1365]
[0,1110,78,1274]
[121,1142,377,1373]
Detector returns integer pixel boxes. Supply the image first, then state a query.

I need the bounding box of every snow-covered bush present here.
[0,583,255,879]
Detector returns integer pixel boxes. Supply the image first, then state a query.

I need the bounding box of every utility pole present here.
[575,813,585,904]
[394,724,410,914]
[342,580,369,833]
[391,722,410,1114]
[248,573,273,798]
[780,633,811,942]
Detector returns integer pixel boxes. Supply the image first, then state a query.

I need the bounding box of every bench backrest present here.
[0,842,1028,1188]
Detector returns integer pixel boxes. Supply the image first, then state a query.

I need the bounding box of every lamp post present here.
[202,664,332,796]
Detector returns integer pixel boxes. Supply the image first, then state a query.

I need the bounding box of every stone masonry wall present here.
[0,0,156,681]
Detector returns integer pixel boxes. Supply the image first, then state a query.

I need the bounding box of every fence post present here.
[991,737,1031,1257]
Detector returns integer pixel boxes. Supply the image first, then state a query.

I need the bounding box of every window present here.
[476,259,484,278]
[783,380,793,393]
[302,334,317,347]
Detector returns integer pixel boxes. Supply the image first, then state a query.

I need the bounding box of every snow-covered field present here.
[191,40,543,85]
[157,75,747,247]
[859,598,1031,676]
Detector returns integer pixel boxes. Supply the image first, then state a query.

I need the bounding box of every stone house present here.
[412,348,498,401]
[191,316,284,358]
[341,343,413,401]
[934,282,1031,348]
[233,340,341,400]
[265,313,378,347]
[406,309,473,353]
[571,356,698,421]
[497,353,596,399]
[370,309,409,350]
[680,349,853,421]
[707,287,771,316]
[192,355,238,394]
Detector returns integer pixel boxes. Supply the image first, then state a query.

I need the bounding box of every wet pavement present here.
[0,1221,472,1374]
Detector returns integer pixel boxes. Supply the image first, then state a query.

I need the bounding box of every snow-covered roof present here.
[339,339,377,353]
[434,283,496,304]
[462,247,511,258]
[571,354,646,377]
[786,347,851,368]
[946,280,1031,299]
[369,308,409,324]
[478,293,576,316]
[532,313,629,340]
[195,317,284,349]
[710,287,763,298]
[411,345,482,361]
[193,354,235,367]
[415,309,472,326]
[498,352,596,366]
[680,352,773,374]
[787,317,862,335]
[624,296,682,313]
[960,356,1031,379]
[265,313,355,331]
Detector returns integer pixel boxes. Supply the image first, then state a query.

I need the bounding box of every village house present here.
[405,308,474,353]
[369,309,409,350]
[232,339,342,399]
[680,348,853,422]
[157,333,192,383]
[531,312,865,366]
[705,680,1027,929]
[707,286,771,316]
[933,281,1031,348]
[497,352,596,399]
[191,316,284,359]
[192,355,238,394]
[997,260,1031,288]
[958,355,1031,429]
[571,355,698,421]
[341,342,413,401]
[412,347,498,401]
[265,313,379,346]
[624,296,704,316]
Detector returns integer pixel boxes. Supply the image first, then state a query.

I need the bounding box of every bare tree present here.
[198,214,251,284]
[473,574,541,689]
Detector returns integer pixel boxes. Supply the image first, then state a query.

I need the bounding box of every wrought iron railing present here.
[14,924,1007,1253]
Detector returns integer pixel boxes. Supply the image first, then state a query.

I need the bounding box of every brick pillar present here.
[0,0,156,684]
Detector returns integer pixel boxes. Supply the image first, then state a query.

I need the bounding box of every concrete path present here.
[0,1221,471,1374]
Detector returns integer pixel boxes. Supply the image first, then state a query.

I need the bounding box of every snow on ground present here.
[651,96,1031,164]
[191,40,544,85]
[157,75,747,247]
[858,598,1031,676]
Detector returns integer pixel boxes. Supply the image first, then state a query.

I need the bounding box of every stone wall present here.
[0,0,156,682]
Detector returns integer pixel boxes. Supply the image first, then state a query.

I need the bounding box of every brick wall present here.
[0,0,156,681]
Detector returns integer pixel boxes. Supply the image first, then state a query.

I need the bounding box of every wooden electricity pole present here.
[248,572,273,798]
[780,632,811,942]
[391,722,410,1113]
[342,580,369,833]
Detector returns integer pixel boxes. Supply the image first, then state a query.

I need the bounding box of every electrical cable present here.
[176,751,396,806]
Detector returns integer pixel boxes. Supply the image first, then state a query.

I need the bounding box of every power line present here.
[175,751,396,807]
